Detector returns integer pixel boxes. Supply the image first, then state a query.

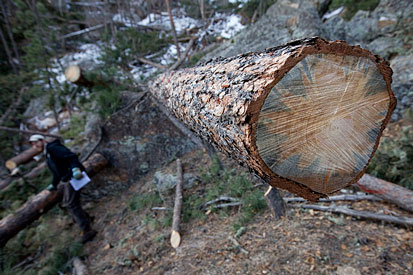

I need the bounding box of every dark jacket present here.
[46,140,85,187]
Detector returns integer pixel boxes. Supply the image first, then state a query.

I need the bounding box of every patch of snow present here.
[138,9,201,35]
[202,13,245,39]
[322,6,344,21]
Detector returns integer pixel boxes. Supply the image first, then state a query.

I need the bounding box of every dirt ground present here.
[81,149,413,275]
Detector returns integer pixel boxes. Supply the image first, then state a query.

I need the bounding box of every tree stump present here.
[149,37,396,200]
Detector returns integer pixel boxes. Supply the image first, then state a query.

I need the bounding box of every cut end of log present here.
[256,53,392,195]
[5,160,16,170]
[170,230,181,248]
[65,65,81,83]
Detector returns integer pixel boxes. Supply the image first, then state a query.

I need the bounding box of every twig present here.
[11,244,43,271]
[284,194,381,203]
[171,159,184,248]
[137,57,168,70]
[0,126,62,139]
[62,24,105,39]
[289,204,413,226]
[228,236,248,255]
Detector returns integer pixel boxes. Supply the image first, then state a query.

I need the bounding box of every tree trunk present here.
[5,147,42,170]
[148,37,396,201]
[264,186,286,220]
[0,25,17,74]
[0,0,20,70]
[0,153,107,247]
[356,174,413,213]
[171,159,183,248]
[165,0,180,59]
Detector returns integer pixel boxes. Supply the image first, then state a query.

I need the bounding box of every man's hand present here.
[46,184,56,191]
[72,167,83,180]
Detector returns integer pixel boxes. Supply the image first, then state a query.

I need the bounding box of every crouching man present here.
[29,134,97,243]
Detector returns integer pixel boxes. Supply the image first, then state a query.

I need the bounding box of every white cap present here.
[29,134,45,142]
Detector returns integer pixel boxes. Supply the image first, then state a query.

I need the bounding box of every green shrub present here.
[367,124,413,190]
[128,192,162,211]
[329,0,380,20]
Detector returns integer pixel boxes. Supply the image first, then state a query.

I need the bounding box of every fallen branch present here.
[171,159,183,248]
[212,202,242,209]
[137,57,168,70]
[165,0,180,59]
[5,147,42,170]
[228,236,248,255]
[0,162,47,191]
[62,24,105,39]
[289,204,413,227]
[0,126,61,139]
[152,207,171,211]
[356,174,413,213]
[204,196,240,207]
[284,193,381,203]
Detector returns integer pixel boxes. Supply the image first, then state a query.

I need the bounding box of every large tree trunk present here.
[149,37,396,201]
[0,153,107,247]
[5,147,42,170]
[356,174,413,213]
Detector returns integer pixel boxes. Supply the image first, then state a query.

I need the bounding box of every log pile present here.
[0,153,107,247]
[149,37,396,200]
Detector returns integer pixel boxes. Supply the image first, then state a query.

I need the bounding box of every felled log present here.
[149,37,396,200]
[0,153,107,247]
[356,174,413,213]
[171,159,183,248]
[5,147,42,170]
[64,65,95,88]
[0,162,47,191]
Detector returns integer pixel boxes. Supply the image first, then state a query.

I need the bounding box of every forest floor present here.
[79,148,413,275]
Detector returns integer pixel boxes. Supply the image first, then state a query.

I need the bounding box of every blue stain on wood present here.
[262,87,291,112]
[365,76,387,96]
[273,154,301,178]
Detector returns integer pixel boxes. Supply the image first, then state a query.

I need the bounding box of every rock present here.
[322,16,347,41]
[153,170,197,193]
[345,10,378,44]
[23,95,48,119]
[366,36,403,60]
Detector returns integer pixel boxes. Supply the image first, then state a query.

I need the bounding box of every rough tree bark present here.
[5,147,42,170]
[149,37,396,201]
[171,159,183,248]
[0,153,108,247]
[356,174,413,213]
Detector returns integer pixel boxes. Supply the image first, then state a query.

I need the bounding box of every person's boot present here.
[81,227,97,244]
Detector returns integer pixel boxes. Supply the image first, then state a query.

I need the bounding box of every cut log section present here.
[149,37,396,200]
[5,147,42,170]
[356,174,413,213]
[65,65,94,87]
[0,153,107,247]
[171,159,183,248]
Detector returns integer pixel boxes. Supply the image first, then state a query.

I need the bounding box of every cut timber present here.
[171,159,183,248]
[149,37,396,200]
[65,65,94,87]
[0,153,107,247]
[264,186,286,220]
[356,174,413,213]
[5,147,42,170]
